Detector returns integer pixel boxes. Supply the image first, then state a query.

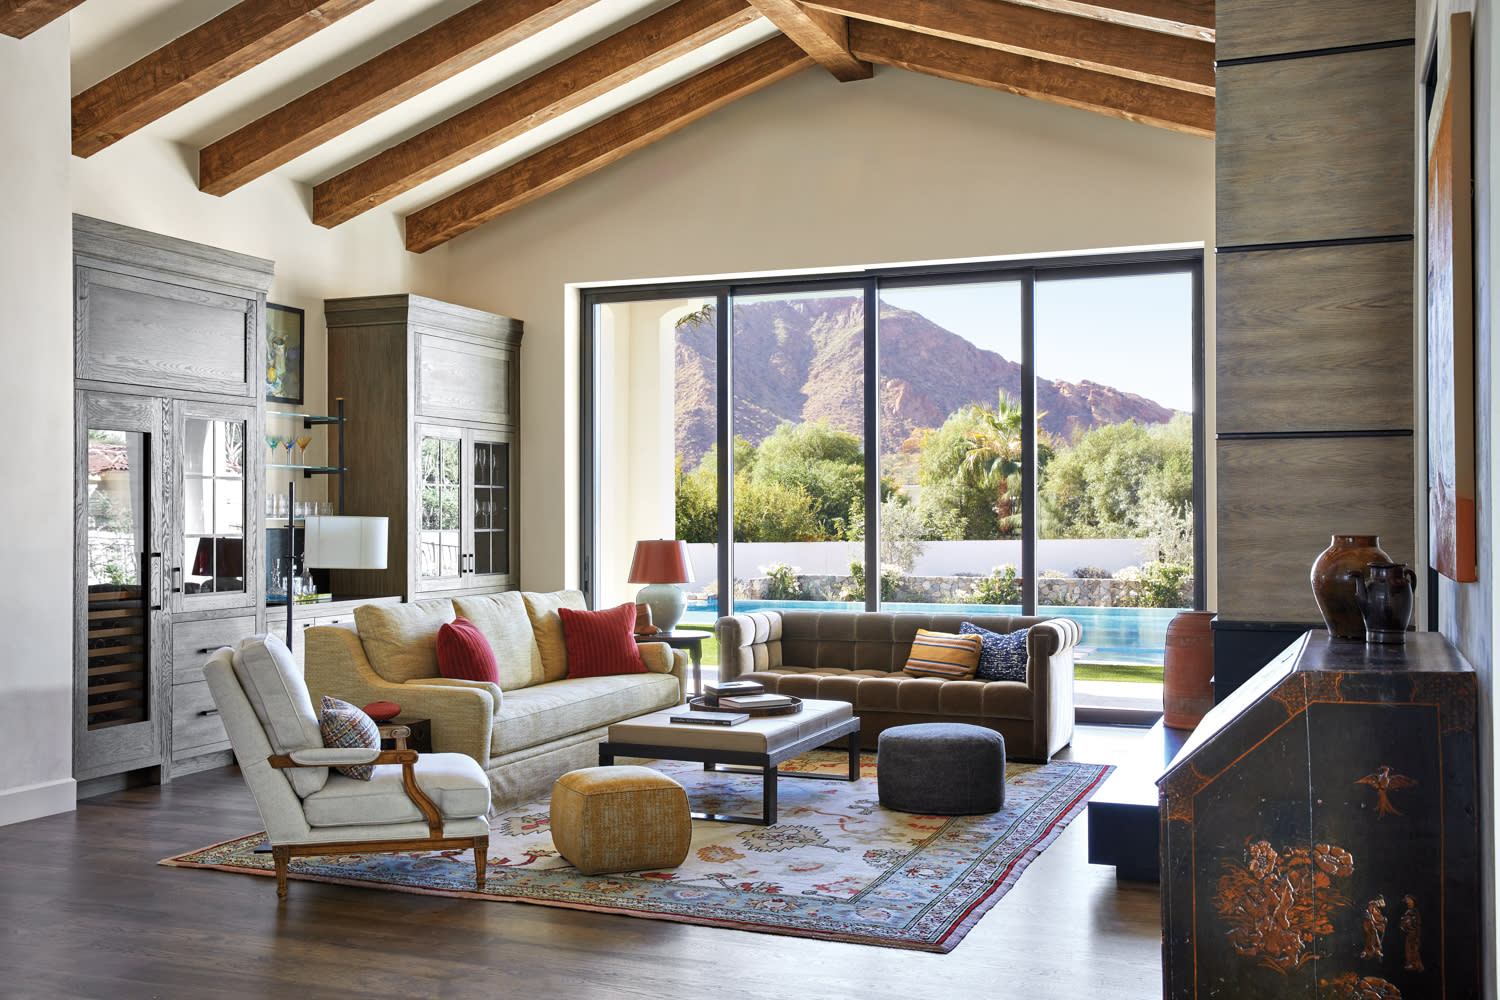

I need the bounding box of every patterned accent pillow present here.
[436,616,501,684]
[559,602,646,678]
[902,629,982,680]
[960,621,1031,682]
[318,695,380,780]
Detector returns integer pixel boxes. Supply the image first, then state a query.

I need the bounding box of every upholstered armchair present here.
[203,635,491,898]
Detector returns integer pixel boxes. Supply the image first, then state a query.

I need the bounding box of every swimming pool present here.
[682,599,1178,665]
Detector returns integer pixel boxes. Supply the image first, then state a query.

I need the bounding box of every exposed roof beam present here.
[315,0,760,228]
[747,0,871,81]
[72,0,375,157]
[199,0,599,196]
[849,20,1212,136]
[405,36,812,253]
[1,0,88,38]
[1001,0,1213,42]
[808,0,1212,94]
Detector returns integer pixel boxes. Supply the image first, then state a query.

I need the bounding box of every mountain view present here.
[674,295,1178,472]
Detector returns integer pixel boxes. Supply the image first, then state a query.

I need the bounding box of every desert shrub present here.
[1073,566,1112,579]
[763,563,803,601]
[967,565,1021,605]
[843,561,900,601]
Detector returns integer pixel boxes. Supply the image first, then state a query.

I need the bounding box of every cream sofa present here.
[717,609,1079,762]
[305,591,686,810]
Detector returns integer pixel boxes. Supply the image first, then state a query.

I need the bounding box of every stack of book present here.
[715,692,797,711]
[704,679,764,701]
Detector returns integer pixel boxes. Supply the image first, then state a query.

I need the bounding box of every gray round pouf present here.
[877,723,1007,815]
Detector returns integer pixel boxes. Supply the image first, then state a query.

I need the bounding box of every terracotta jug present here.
[1346,562,1418,643]
[1310,535,1391,640]
[1163,610,1216,730]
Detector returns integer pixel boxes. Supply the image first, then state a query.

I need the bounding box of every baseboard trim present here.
[0,776,77,827]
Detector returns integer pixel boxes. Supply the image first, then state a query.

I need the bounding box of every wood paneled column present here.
[1212,1,1417,696]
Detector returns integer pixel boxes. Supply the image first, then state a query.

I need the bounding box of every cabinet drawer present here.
[172,678,230,755]
[172,615,257,684]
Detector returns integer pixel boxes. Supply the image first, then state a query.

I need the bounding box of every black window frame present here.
[579,248,1206,616]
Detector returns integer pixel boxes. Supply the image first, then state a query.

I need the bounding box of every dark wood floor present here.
[0,725,1162,999]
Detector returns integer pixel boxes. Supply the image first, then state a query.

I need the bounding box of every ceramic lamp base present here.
[636,583,686,634]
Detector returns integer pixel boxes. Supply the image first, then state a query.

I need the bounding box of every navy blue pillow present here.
[959,621,1030,682]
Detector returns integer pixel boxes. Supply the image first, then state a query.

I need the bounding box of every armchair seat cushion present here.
[301,751,490,828]
[489,673,682,758]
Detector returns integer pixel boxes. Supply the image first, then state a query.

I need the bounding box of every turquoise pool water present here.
[682,599,1179,665]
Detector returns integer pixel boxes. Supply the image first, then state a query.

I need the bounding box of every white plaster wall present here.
[438,66,1217,601]
[0,21,78,824]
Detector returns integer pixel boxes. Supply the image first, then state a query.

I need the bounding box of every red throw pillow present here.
[436,616,500,684]
[560,602,646,678]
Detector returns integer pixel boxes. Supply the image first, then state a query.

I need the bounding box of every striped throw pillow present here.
[902,629,983,680]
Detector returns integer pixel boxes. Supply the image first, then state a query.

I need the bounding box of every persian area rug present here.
[162,752,1111,952]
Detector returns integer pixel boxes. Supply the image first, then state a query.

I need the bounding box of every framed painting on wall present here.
[1425,11,1475,583]
[266,303,304,405]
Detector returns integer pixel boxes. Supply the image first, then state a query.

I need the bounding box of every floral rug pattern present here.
[162,752,1111,952]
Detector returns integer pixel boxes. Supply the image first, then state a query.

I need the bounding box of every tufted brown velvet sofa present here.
[716,610,1080,762]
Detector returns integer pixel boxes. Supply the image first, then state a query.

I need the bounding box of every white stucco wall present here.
[0,21,77,824]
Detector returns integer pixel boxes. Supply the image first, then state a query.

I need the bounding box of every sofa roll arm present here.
[406,676,503,713]
[715,612,784,681]
[1028,617,1082,658]
[305,624,493,766]
[1026,616,1078,759]
[637,644,688,700]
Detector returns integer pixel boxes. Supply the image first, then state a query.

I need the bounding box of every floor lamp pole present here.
[286,479,295,653]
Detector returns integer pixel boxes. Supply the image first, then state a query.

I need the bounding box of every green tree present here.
[961,392,1026,537]
[750,421,866,539]
[1038,413,1192,539]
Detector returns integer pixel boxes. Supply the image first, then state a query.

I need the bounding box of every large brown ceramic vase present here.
[1310,534,1392,639]
[1163,610,1216,730]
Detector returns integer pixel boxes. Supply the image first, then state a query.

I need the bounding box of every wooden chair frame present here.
[267,748,488,899]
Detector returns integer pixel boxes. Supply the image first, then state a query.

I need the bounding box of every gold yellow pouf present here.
[549,765,692,875]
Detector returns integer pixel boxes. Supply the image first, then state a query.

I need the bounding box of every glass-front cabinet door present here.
[76,392,167,780]
[174,402,257,612]
[470,432,515,589]
[415,424,516,592]
[416,424,465,591]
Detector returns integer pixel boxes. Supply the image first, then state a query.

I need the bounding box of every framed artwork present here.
[1425,12,1474,582]
[266,303,305,405]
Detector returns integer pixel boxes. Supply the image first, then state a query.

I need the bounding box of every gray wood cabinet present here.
[73,216,272,788]
[325,294,521,600]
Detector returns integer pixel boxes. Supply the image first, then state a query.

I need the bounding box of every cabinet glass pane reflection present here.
[182,417,245,595]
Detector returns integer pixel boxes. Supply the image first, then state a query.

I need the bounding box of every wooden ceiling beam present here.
[405,36,812,253]
[1,0,87,38]
[848,20,1212,136]
[314,0,760,228]
[747,0,871,81]
[808,0,1213,94]
[1000,0,1213,42]
[72,0,375,158]
[199,0,599,197]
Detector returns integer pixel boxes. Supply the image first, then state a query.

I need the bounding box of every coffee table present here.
[599,698,861,826]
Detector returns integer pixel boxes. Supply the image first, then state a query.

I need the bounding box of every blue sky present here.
[881,273,1195,412]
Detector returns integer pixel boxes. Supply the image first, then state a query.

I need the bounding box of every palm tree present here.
[961,392,1026,537]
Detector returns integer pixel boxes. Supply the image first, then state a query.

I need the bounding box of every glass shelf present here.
[268,410,345,426]
[268,463,343,473]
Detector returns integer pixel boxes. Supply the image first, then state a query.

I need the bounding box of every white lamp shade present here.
[303,516,388,570]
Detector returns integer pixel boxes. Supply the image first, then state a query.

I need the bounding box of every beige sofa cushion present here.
[489,673,681,758]
[522,590,588,683]
[454,592,545,690]
[353,599,455,683]
[300,751,490,827]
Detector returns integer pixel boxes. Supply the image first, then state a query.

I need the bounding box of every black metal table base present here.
[599,719,860,826]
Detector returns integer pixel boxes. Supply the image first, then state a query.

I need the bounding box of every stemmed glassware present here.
[281,435,294,465]
[296,435,313,467]
[266,433,281,462]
